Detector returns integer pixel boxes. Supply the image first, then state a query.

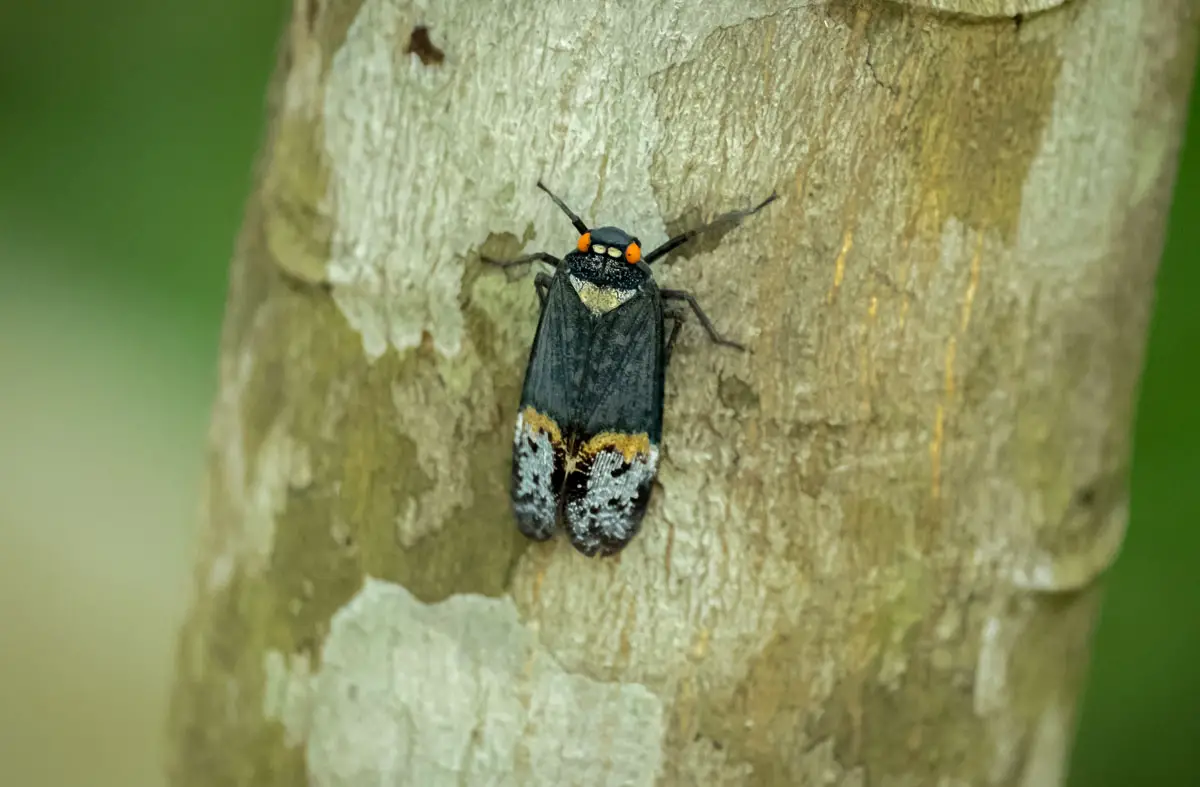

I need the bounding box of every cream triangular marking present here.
[569,275,638,316]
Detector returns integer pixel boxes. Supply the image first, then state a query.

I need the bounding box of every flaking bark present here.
[168,0,1197,785]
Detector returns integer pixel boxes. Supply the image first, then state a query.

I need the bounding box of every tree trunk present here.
[167,0,1197,784]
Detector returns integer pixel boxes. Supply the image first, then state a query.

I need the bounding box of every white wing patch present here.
[512,410,561,540]
[565,445,659,555]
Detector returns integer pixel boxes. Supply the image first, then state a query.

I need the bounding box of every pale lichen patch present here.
[287,578,666,786]
[241,418,312,572]
[206,554,234,592]
[894,0,1066,19]
[263,649,316,747]
[974,613,1020,717]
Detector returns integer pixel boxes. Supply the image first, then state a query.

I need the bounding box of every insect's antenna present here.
[536,180,589,235]
[643,192,779,265]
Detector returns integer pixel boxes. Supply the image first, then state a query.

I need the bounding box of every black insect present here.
[484,181,776,557]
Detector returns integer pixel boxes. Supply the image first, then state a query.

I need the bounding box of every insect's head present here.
[576,226,642,265]
[567,225,651,288]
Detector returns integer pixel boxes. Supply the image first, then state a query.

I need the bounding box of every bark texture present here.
[168,0,1197,785]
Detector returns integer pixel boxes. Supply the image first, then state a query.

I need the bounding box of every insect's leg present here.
[663,307,685,365]
[534,272,554,306]
[481,251,561,270]
[660,289,746,351]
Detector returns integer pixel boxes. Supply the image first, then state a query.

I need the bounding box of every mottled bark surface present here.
[168,0,1197,785]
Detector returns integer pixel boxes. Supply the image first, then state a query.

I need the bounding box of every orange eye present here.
[577,232,591,253]
[625,242,641,264]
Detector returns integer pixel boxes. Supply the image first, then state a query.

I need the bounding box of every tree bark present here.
[168,0,1197,785]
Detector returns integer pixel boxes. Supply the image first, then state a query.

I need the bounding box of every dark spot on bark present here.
[306,0,320,32]
[420,330,435,350]
[347,684,359,701]
[1013,13,1024,31]
[1075,485,1097,508]
[297,635,318,658]
[405,26,445,67]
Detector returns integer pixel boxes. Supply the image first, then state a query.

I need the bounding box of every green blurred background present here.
[0,2,1195,785]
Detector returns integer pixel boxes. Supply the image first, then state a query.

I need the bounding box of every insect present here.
[484,181,777,557]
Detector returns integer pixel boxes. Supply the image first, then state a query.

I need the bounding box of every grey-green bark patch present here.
[262,118,334,286]
[250,286,525,621]
[1007,588,1098,725]
[660,736,756,786]
[694,559,932,786]
[173,261,535,782]
[711,625,826,787]
[263,23,333,285]
[169,572,309,787]
[855,646,986,782]
[191,260,535,711]
[856,2,1061,244]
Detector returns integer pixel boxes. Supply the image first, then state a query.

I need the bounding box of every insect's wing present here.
[510,272,588,541]
[563,290,666,556]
